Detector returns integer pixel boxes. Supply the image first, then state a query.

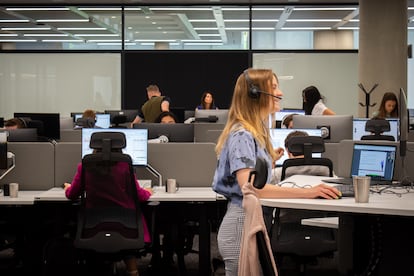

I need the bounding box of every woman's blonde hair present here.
[215,68,278,162]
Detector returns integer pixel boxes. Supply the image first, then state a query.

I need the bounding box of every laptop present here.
[323,143,397,186]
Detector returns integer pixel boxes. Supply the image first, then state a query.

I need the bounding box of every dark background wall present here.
[123,51,250,111]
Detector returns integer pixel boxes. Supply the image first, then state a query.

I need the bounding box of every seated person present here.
[271,130,334,184]
[154,111,178,124]
[64,144,153,276]
[74,109,97,129]
[4,118,26,129]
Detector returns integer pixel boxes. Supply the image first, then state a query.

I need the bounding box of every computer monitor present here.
[292,115,353,143]
[74,113,111,129]
[105,110,139,122]
[269,128,323,166]
[2,128,39,142]
[133,123,194,142]
[194,109,229,124]
[275,109,305,121]
[0,117,4,128]
[14,112,60,140]
[352,118,399,141]
[81,128,148,166]
[399,88,409,157]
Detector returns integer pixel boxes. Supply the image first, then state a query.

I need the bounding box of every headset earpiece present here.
[244,70,260,99]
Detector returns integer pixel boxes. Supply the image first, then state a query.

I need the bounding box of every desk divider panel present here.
[54,142,82,187]
[322,143,339,174]
[2,142,55,190]
[194,123,225,142]
[136,143,217,187]
[59,129,82,142]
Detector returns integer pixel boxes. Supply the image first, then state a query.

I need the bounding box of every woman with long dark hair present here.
[302,85,335,115]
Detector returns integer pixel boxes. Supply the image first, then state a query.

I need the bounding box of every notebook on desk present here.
[323,143,397,186]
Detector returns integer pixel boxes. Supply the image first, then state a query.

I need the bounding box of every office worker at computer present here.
[302,85,336,115]
[63,151,153,276]
[281,113,295,129]
[212,68,340,276]
[154,111,177,124]
[4,118,26,129]
[74,109,97,129]
[196,91,218,110]
[131,84,171,125]
[372,92,399,119]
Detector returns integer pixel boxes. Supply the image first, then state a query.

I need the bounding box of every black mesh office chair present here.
[361,118,395,141]
[74,131,147,273]
[271,136,337,275]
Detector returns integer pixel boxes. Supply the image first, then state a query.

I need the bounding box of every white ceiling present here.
[0,1,413,48]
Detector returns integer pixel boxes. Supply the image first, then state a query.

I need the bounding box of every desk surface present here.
[35,186,218,202]
[0,191,42,205]
[261,175,414,217]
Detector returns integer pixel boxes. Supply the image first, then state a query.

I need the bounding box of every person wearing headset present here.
[212,69,341,276]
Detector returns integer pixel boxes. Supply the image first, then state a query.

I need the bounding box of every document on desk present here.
[35,187,68,201]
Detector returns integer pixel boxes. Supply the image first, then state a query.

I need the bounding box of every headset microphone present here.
[244,69,282,100]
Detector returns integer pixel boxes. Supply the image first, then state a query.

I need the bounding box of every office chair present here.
[361,118,395,141]
[74,131,147,274]
[75,117,95,128]
[271,136,337,275]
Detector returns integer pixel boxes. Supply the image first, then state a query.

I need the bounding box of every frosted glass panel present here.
[253,52,358,116]
[0,53,121,119]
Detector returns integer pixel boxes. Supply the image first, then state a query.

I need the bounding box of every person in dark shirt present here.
[131,84,171,125]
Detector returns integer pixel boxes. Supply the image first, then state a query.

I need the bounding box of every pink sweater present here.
[65,162,152,243]
[238,182,278,276]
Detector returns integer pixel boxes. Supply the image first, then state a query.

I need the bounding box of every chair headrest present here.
[287,136,325,155]
[90,132,126,150]
[76,117,95,128]
[365,119,390,134]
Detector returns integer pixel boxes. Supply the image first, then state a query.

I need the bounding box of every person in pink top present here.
[64,161,152,276]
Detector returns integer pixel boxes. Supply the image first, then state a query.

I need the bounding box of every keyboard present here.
[332,184,354,197]
[323,178,393,186]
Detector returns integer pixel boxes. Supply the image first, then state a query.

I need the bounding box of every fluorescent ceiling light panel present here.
[1,27,51,31]
[23,34,68,37]
[150,7,212,11]
[57,27,106,30]
[0,39,37,42]
[294,7,357,11]
[0,19,30,23]
[184,42,223,46]
[286,19,341,22]
[73,34,119,37]
[42,39,84,42]
[78,8,122,11]
[281,27,331,30]
[6,7,70,11]
[37,19,89,23]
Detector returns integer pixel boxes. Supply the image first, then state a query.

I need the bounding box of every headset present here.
[244,69,283,100]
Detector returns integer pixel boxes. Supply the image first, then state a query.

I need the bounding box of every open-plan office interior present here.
[1,1,414,276]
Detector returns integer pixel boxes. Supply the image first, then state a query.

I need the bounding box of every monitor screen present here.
[275,109,305,121]
[105,110,139,122]
[269,128,323,166]
[292,115,353,143]
[74,113,111,129]
[14,112,60,140]
[81,128,148,166]
[352,118,399,141]
[194,109,229,124]
[0,117,4,128]
[133,123,194,142]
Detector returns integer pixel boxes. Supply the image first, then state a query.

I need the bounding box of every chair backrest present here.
[280,136,333,181]
[361,118,395,141]
[75,131,145,253]
[75,117,95,128]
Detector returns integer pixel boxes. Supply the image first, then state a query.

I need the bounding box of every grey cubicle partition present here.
[337,140,414,181]
[2,142,55,190]
[54,142,82,187]
[138,143,217,187]
[322,143,340,174]
[59,129,82,142]
[194,123,225,142]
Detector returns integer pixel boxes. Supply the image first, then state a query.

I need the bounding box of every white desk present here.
[150,186,217,202]
[35,187,68,202]
[262,175,414,276]
[261,175,414,217]
[0,190,42,205]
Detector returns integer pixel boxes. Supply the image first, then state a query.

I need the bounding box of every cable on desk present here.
[278,181,312,189]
